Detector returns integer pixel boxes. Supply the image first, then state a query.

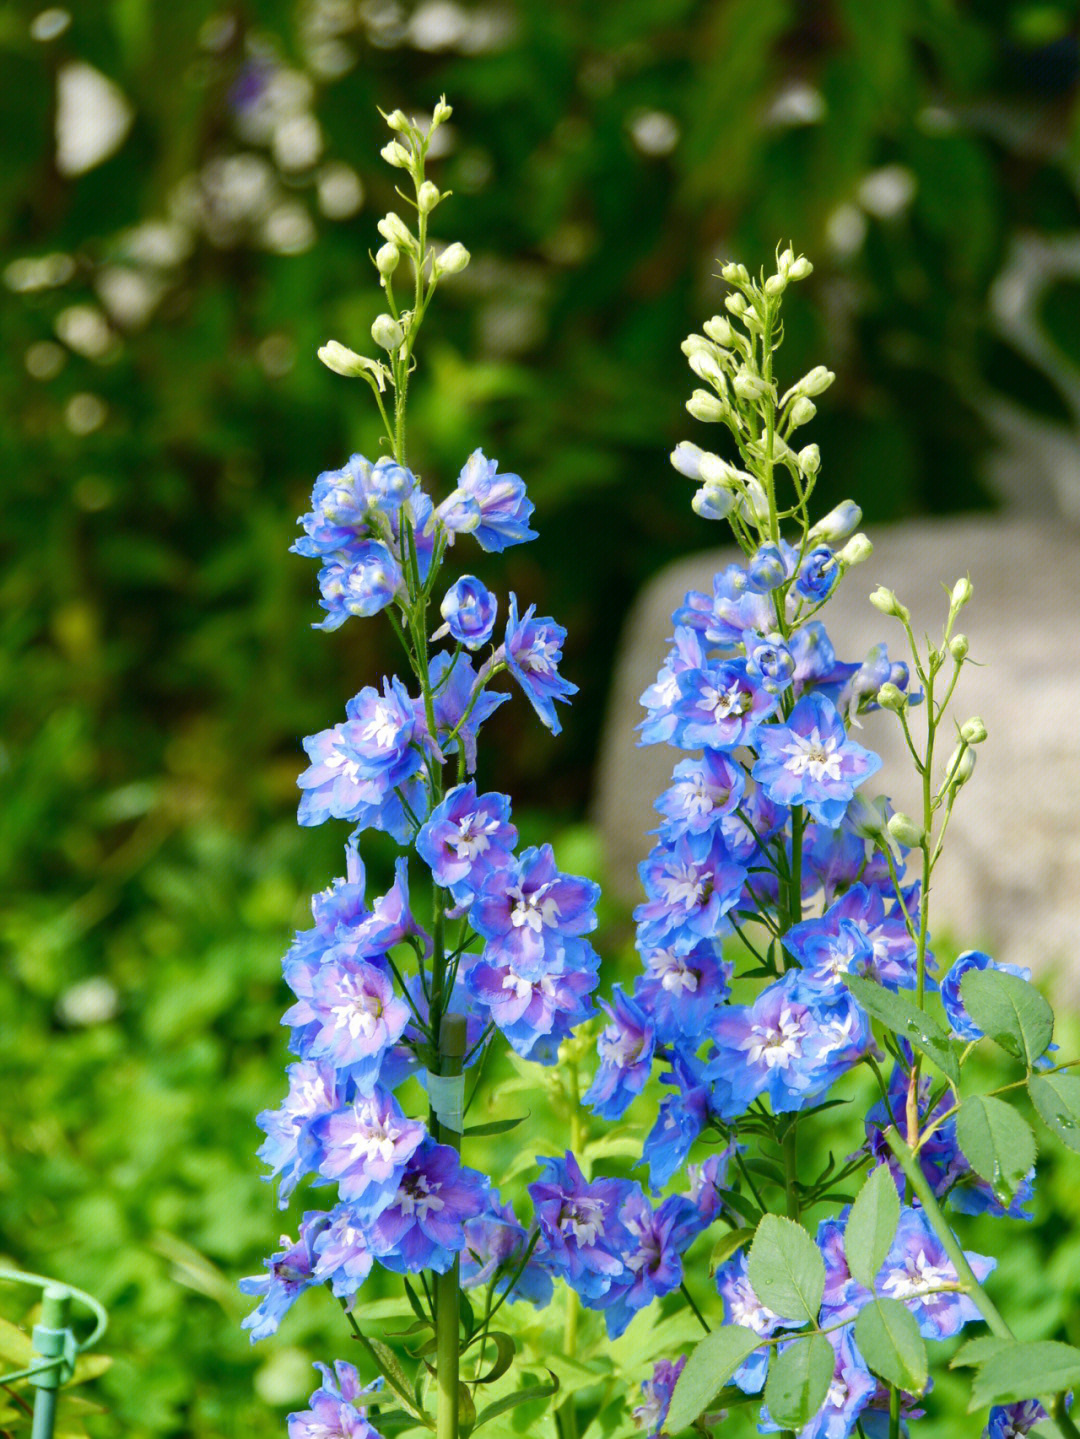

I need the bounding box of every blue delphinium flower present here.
[314,543,403,629]
[985,1400,1050,1438]
[633,939,732,1043]
[752,691,882,826]
[460,1192,553,1307]
[499,594,577,734]
[940,949,1031,1041]
[634,832,746,951]
[528,1151,635,1302]
[463,936,599,1062]
[638,626,709,747]
[653,750,744,841]
[876,1205,995,1340]
[311,1088,427,1220]
[632,1356,686,1439]
[759,1326,876,1439]
[794,543,839,601]
[673,658,777,750]
[596,1191,700,1337]
[453,449,537,551]
[311,1204,374,1298]
[288,1363,384,1439]
[284,952,410,1090]
[470,845,599,977]
[434,575,498,649]
[256,1059,344,1206]
[240,1211,329,1340]
[366,1138,487,1273]
[583,986,657,1119]
[415,783,517,901]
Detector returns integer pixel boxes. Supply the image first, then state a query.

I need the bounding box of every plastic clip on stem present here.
[30,1285,73,1439]
[435,1013,468,1439]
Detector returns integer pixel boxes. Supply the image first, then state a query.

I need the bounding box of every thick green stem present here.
[435,1014,468,1439]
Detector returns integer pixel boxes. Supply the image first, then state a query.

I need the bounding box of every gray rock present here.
[594,515,1080,986]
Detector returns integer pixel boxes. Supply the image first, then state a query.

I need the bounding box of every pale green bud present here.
[949,633,969,661]
[318,340,371,377]
[432,97,453,125]
[417,180,441,214]
[385,109,409,132]
[724,292,748,317]
[375,242,400,276]
[721,261,750,286]
[798,444,821,476]
[789,396,817,427]
[433,242,470,278]
[371,313,405,351]
[797,365,836,398]
[378,212,415,249]
[764,272,787,296]
[869,586,910,622]
[732,370,770,401]
[381,140,412,169]
[809,499,861,543]
[951,576,973,609]
[687,389,726,422]
[960,716,988,745]
[681,334,713,358]
[887,812,925,848]
[877,681,906,711]
[698,453,740,485]
[944,744,976,789]
[838,533,873,566]
[777,246,795,272]
[689,351,726,388]
[739,477,771,524]
[703,315,735,346]
[787,255,814,280]
[847,794,888,839]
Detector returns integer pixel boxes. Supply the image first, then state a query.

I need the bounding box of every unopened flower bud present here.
[698,453,737,485]
[888,812,925,848]
[692,482,736,521]
[371,313,405,352]
[877,681,906,711]
[777,246,795,272]
[764,272,787,296]
[378,212,415,249]
[869,586,910,622]
[733,370,770,401]
[381,140,412,169]
[703,315,735,346]
[417,180,441,214]
[724,292,748,317]
[787,255,813,280]
[681,334,713,359]
[809,499,861,543]
[848,795,888,839]
[432,97,453,125]
[689,351,726,388]
[789,396,817,427]
[318,340,371,377]
[838,532,873,567]
[960,716,987,745]
[945,745,976,789]
[797,365,836,398]
[951,576,973,609]
[385,109,409,132]
[798,444,821,476]
[433,242,470,278]
[687,389,726,422]
[670,442,705,479]
[721,261,751,286]
[949,633,969,661]
[739,478,771,524]
[375,242,400,277]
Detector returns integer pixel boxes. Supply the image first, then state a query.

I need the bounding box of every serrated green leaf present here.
[666,1326,762,1433]
[1029,1072,1080,1153]
[844,976,960,1083]
[710,1227,756,1273]
[747,1215,824,1324]
[844,1163,900,1288]
[968,1341,1080,1411]
[764,1332,834,1429]
[473,1373,559,1430]
[960,969,1054,1067]
[854,1300,928,1392]
[956,1093,1037,1201]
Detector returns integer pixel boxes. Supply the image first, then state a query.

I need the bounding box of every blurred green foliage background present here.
[3,0,1080,1433]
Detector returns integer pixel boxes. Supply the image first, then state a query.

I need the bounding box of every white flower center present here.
[881,1248,954,1300]
[702,679,749,721]
[450,811,497,860]
[782,725,842,782]
[599,1024,645,1069]
[559,1197,605,1246]
[649,950,699,994]
[326,745,361,782]
[727,1276,780,1336]
[742,1006,809,1069]
[509,885,561,932]
[329,975,383,1040]
[344,1103,402,1166]
[362,701,401,749]
[398,1172,444,1221]
[658,862,706,910]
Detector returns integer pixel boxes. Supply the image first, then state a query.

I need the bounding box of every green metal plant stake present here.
[0,1270,107,1439]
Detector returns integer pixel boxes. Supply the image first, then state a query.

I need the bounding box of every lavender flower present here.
[751,691,882,826]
